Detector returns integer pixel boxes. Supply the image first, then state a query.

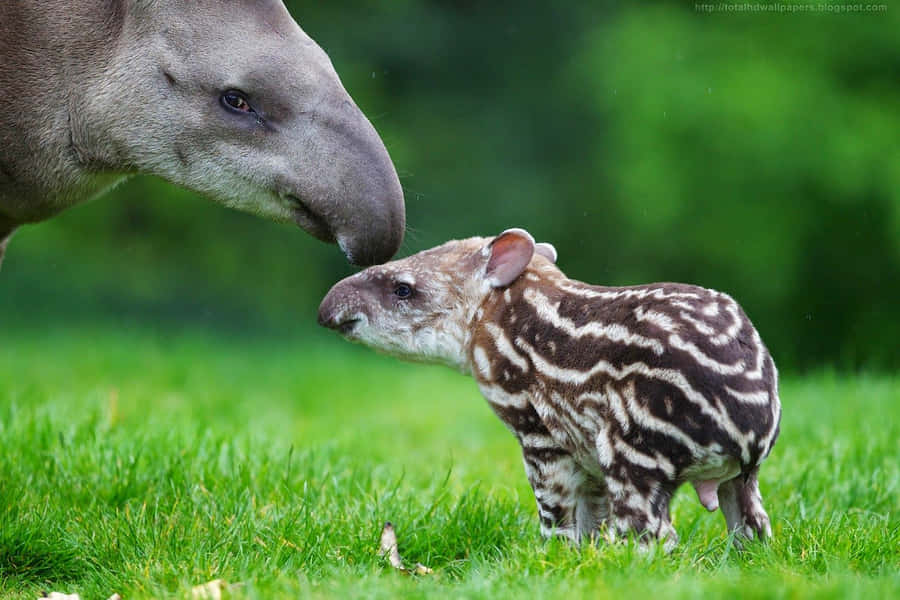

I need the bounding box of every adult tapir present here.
[0,0,405,268]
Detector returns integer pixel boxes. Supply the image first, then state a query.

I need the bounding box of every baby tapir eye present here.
[393,282,414,299]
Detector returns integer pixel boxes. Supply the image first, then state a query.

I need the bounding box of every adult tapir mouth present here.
[284,194,335,244]
[281,190,404,267]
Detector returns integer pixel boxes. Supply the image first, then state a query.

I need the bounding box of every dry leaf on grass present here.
[378,521,404,569]
[377,521,433,575]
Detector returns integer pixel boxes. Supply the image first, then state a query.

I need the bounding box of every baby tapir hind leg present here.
[605,474,678,550]
[717,467,772,546]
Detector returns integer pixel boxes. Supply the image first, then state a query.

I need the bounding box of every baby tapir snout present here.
[317,276,370,333]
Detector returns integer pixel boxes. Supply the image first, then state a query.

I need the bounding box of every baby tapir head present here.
[318,228,558,370]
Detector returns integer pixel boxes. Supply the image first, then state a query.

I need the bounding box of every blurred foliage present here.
[1,0,898,371]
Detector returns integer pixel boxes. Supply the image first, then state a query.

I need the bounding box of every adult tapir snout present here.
[285,91,405,266]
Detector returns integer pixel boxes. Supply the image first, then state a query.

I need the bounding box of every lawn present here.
[0,326,898,599]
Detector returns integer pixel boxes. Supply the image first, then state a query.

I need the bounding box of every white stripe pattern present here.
[472,345,492,380]
[743,329,766,380]
[669,334,747,375]
[709,301,743,346]
[514,338,753,463]
[680,310,716,336]
[724,386,770,405]
[523,288,665,355]
[619,382,713,458]
[613,438,676,478]
[484,322,530,372]
[558,283,703,302]
[634,306,679,332]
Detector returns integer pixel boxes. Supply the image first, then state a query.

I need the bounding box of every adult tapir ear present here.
[535,242,558,263]
[485,228,535,288]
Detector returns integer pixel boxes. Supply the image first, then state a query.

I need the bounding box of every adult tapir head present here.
[75,0,405,265]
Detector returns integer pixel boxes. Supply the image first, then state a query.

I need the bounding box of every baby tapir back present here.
[319,228,780,548]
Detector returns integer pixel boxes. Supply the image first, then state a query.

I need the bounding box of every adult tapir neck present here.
[0,0,126,221]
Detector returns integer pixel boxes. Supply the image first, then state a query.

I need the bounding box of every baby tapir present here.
[318,228,781,548]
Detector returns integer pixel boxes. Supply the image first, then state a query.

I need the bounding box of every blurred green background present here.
[1,1,897,371]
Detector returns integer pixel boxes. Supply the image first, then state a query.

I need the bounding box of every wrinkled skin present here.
[0,0,404,267]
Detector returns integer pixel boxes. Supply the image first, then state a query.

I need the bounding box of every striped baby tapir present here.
[318,228,781,549]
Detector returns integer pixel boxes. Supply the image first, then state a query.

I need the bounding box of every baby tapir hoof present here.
[320,227,781,549]
[718,470,773,547]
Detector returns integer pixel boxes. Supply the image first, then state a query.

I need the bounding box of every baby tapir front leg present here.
[482,385,608,542]
[602,469,679,549]
[521,441,580,541]
[520,430,612,543]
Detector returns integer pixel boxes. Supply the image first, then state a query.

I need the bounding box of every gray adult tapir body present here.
[0,0,405,267]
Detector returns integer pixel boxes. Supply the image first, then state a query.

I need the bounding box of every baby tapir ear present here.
[535,242,558,263]
[485,228,535,288]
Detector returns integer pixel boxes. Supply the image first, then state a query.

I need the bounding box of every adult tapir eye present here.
[220,90,254,114]
[393,283,414,299]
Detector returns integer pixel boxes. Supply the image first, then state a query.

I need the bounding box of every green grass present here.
[1,326,898,598]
